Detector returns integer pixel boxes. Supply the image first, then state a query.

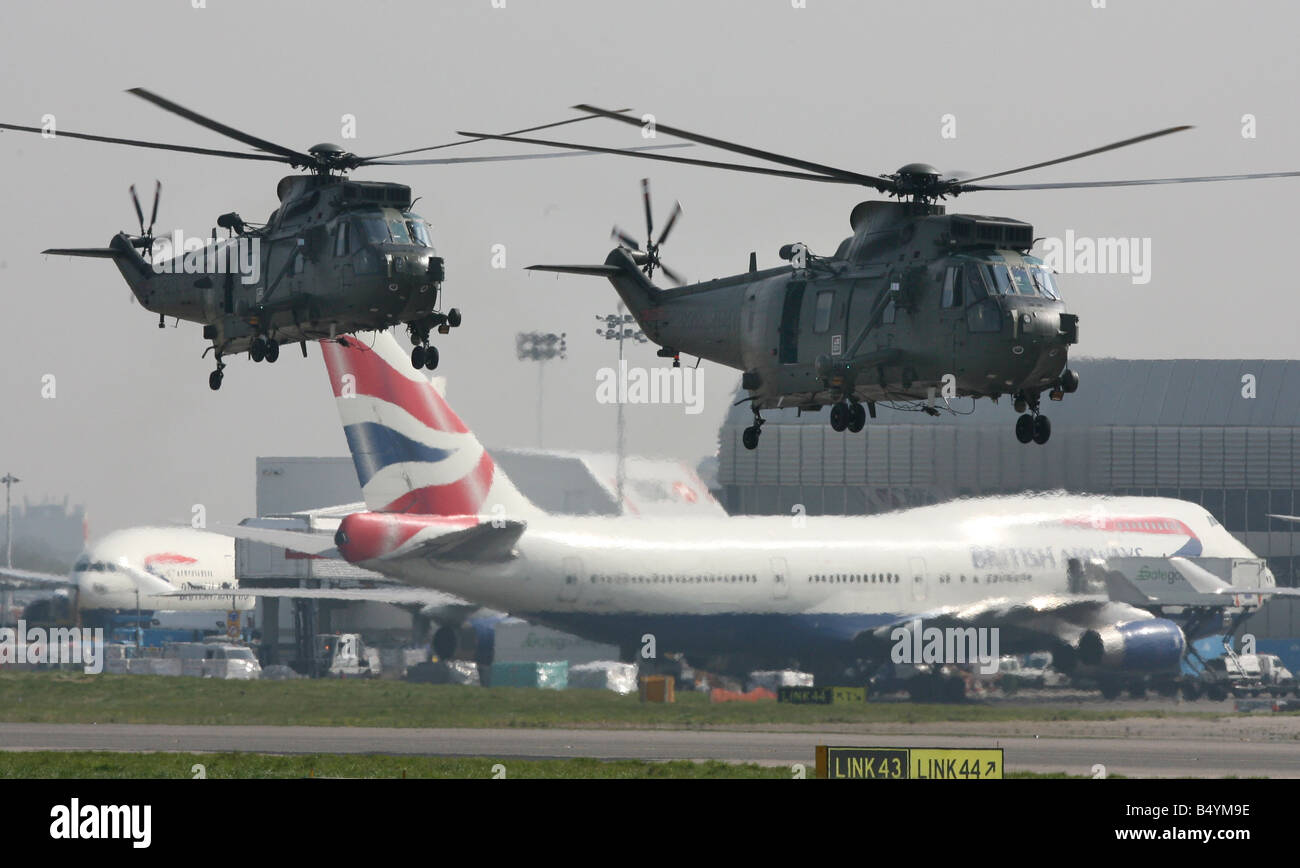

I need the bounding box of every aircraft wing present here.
[858,595,1155,656]
[397,521,526,562]
[214,519,525,563]
[157,585,484,625]
[211,523,341,558]
[0,566,76,591]
[1165,557,1300,598]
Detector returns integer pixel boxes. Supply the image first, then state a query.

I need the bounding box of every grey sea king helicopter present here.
[0,91,679,390]
[466,106,1300,448]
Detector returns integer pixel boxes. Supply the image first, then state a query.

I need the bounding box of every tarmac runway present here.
[3,721,1299,777]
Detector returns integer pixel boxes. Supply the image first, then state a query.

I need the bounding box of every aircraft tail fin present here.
[321,332,542,520]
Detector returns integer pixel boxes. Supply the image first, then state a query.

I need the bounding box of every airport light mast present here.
[1,473,18,569]
[596,305,647,509]
[515,332,567,448]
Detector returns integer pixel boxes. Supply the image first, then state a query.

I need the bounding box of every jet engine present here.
[1079,618,1185,672]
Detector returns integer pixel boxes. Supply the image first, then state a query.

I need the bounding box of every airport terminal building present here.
[718,358,1300,589]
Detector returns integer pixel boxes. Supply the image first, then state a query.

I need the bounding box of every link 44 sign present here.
[815,746,1003,779]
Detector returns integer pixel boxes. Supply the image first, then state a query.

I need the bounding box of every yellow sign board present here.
[815,746,1003,779]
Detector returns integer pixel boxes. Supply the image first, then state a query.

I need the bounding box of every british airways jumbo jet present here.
[231,332,1293,692]
[0,520,479,633]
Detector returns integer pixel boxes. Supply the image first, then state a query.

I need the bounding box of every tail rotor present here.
[610,178,685,285]
[128,180,161,260]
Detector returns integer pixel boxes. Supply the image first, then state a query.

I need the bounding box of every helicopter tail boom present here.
[528,247,662,315]
[44,232,154,283]
[41,247,120,259]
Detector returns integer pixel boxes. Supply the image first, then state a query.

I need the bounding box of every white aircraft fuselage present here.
[339,494,1261,669]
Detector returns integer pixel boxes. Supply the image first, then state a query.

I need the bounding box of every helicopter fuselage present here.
[88,173,457,384]
[597,199,1079,426]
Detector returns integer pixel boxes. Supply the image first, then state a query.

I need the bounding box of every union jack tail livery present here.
[322,333,541,520]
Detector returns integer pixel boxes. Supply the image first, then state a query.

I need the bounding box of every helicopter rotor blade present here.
[148,180,161,235]
[129,185,146,236]
[657,201,683,248]
[950,125,1193,188]
[455,131,858,184]
[355,109,636,162]
[960,169,1300,192]
[611,226,641,250]
[0,122,291,163]
[368,143,688,166]
[642,178,654,242]
[126,88,312,164]
[572,104,893,190]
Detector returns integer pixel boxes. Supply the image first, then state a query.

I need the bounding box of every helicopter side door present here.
[261,236,297,307]
[797,278,849,366]
[937,263,967,379]
[776,279,805,364]
[332,219,355,293]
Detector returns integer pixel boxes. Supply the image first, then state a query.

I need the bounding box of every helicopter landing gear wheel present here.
[1015,414,1034,444]
[829,401,849,432]
[847,401,867,433]
[411,345,426,369]
[249,337,265,363]
[743,405,766,450]
[208,355,226,392]
[264,339,279,364]
[424,345,439,370]
[447,308,462,328]
[1032,414,1051,444]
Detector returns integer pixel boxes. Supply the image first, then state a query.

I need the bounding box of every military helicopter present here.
[464,106,1300,448]
[0,90,678,390]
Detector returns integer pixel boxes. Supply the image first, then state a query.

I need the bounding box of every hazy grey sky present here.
[1,0,1298,535]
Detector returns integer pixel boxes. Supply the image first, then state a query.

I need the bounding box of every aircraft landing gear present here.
[847,401,866,433]
[248,335,279,364]
[829,399,867,433]
[742,406,765,450]
[208,355,225,391]
[407,309,460,370]
[407,322,441,371]
[1013,392,1051,445]
[829,401,849,432]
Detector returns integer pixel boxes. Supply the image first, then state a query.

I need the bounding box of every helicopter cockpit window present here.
[941,267,965,308]
[964,263,989,301]
[813,291,834,332]
[355,215,390,245]
[386,217,412,245]
[1009,266,1038,296]
[403,214,432,248]
[984,263,1016,296]
[333,222,351,258]
[1030,267,1061,300]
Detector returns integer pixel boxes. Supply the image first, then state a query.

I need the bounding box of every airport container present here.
[489,660,568,689]
[640,675,675,703]
[568,661,638,694]
[491,619,618,665]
